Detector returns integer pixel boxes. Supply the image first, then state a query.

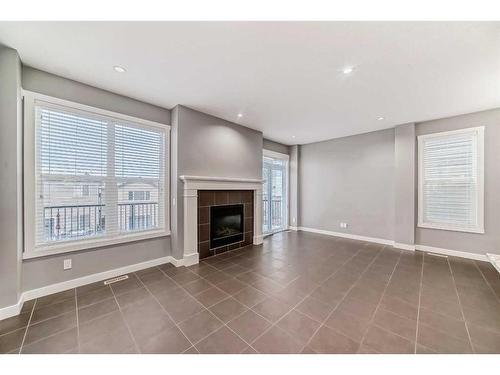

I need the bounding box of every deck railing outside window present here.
[262,196,282,228]
[43,202,158,241]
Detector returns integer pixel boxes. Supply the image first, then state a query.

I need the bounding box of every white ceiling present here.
[1,22,499,145]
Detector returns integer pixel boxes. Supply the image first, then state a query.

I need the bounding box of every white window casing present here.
[23,91,170,259]
[418,126,484,234]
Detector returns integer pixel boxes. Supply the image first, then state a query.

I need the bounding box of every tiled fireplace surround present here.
[198,190,254,259]
[179,176,263,265]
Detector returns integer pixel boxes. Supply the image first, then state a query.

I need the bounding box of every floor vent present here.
[104,275,129,285]
[426,252,448,258]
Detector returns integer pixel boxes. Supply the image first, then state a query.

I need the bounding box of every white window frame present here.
[262,149,290,234]
[417,126,485,234]
[23,90,171,259]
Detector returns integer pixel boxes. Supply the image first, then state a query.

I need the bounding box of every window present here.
[74,185,90,197]
[418,127,484,233]
[23,91,170,258]
[262,150,289,234]
[128,191,150,201]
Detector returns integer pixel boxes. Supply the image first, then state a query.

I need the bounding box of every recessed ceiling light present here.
[237,113,243,118]
[292,135,296,139]
[377,117,385,121]
[113,65,126,73]
[342,66,354,75]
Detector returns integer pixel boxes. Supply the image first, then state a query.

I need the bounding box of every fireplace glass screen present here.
[210,204,244,249]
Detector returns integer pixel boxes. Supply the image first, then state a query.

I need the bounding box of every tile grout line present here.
[74,288,81,353]
[413,252,425,354]
[357,250,405,352]
[108,284,141,354]
[474,261,500,304]
[133,271,199,352]
[298,244,390,352]
[138,266,272,352]
[156,267,264,353]
[18,299,37,354]
[446,258,475,354]
[246,243,371,351]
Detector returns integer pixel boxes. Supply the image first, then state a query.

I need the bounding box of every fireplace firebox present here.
[210,204,244,249]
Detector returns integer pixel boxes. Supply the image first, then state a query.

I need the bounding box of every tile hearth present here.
[1,231,499,354]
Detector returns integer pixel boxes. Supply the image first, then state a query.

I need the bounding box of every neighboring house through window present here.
[23,91,170,258]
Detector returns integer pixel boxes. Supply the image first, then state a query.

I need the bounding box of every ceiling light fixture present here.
[113,65,126,73]
[377,117,384,121]
[237,113,243,118]
[292,135,296,139]
[342,66,354,75]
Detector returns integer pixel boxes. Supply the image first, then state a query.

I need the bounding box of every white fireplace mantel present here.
[179,175,263,266]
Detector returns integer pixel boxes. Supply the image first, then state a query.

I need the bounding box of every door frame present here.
[262,149,290,235]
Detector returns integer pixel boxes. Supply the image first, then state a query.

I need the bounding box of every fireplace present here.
[197,189,255,259]
[210,204,244,249]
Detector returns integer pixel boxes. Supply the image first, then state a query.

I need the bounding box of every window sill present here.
[417,223,484,234]
[23,229,171,260]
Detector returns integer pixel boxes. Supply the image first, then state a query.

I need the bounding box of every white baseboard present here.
[486,253,500,274]
[0,295,25,321]
[0,255,182,321]
[182,252,199,267]
[394,242,416,251]
[288,226,298,231]
[415,244,488,261]
[253,234,263,245]
[298,226,394,246]
[296,226,488,261]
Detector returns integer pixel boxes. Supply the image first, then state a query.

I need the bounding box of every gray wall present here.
[415,109,500,255]
[177,106,263,179]
[0,47,23,308]
[23,238,170,291]
[394,123,416,246]
[299,128,395,241]
[172,105,263,259]
[263,139,290,155]
[20,67,173,291]
[23,67,170,124]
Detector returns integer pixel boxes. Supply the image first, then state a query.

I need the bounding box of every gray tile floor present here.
[1,231,499,354]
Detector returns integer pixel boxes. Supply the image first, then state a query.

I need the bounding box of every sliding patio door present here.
[263,151,288,234]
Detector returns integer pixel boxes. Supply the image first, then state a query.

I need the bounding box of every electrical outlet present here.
[340,222,348,229]
[292,217,296,223]
[63,259,72,270]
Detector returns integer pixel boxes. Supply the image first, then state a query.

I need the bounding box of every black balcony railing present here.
[118,202,158,232]
[263,197,283,229]
[43,202,158,241]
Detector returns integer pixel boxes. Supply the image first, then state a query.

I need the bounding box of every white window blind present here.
[26,95,169,256]
[418,127,484,233]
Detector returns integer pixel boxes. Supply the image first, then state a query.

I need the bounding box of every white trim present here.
[262,151,289,234]
[0,295,25,321]
[182,252,199,267]
[486,253,500,274]
[23,231,171,259]
[21,90,170,130]
[263,149,290,161]
[394,242,416,251]
[298,226,394,246]
[180,176,263,263]
[0,255,183,321]
[179,175,263,185]
[22,90,171,259]
[417,126,485,234]
[415,244,487,261]
[253,234,264,244]
[296,227,487,261]
[289,226,298,231]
